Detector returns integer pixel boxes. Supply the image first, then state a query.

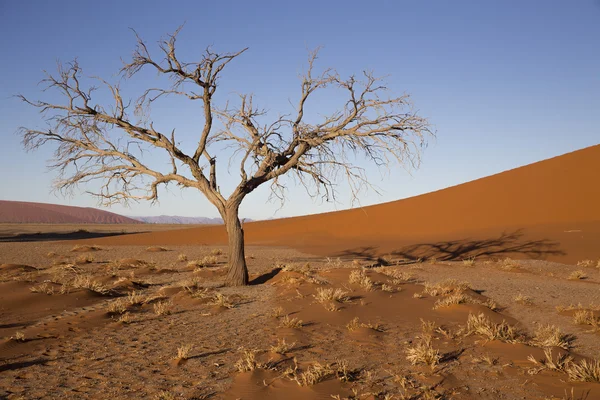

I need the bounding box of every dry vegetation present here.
[1,236,600,399]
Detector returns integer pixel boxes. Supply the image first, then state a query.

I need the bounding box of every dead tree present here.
[18,27,433,286]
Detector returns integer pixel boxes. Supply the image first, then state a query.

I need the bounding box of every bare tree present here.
[18,27,433,286]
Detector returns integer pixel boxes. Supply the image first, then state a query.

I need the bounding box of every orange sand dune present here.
[87,145,600,264]
[0,200,141,224]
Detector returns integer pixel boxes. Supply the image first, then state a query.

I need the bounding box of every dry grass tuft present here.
[345,317,384,332]
[29,282,55,295]
[279,315,303,329]
[211,248,223,256]
[514,293,534,305]
[106,298,129,314]
[406,339,441,369]
[568,270,587,280]
[72,275,111,295]
[432,292,471,309]
[177,253,188,262]
[234,348,262,372]
[153,300,173,316]
[270,306,285,318]
[270,338,296,354]
[372,267,414,283]
[117,312,133,324]
[11,331,26,342]
[75,254,94,264]
[462,257,476,267]
[500,257,520,271]
[576,259,598,268]
[71,245,102,252]
[381,283,395,293]
[423,279,470,297]
[175,344,193,360]
[566,359,600,382]
[573,310,600,331]
[531,324,574,349]
[314,288,350,304]
[528,349,600,383]
[188,255,219,269]
[466,313,521,343]
[348,269,374,291]
[285,361,335,386]
[528,348,572,374]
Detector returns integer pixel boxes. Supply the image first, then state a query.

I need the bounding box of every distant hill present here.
[0,200,141,224]
[129,215,224,224]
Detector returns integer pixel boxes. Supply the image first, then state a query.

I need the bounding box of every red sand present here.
[0,200,140,224]
[84,144,600,263]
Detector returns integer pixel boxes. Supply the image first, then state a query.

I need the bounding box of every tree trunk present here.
[224,207,249,286]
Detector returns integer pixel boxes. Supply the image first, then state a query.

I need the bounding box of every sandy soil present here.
[1,234,600,399]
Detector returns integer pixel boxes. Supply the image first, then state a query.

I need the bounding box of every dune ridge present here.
[81,144,600,263]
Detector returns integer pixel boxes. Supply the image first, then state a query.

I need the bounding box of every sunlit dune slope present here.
[83,145,600,263]
[0,200,141,224]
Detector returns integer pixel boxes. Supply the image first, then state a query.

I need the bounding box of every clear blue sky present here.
[1,0,598,220]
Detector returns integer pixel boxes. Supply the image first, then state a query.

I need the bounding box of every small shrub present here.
[531,324,573,349]
[314,288,350,304]
[577,260,595,268]
[234,348,261,372]
[75,254,94,264]
[568,270,587,280]
[154,300,173,316]
[500,257,519,270]
[118,312,133,324]
[528,348,572,373]
[406,336,441,369]
[270,338,295,354]
[211,248,223,256]
[107,298,129,314]
[270,306,285,318]
[514,293,534,305]
[177,253,188,262]
[29,282,55,295]
[72,275,111,295]
[348,269,374,291]
[462,257,476,267]
[286,361,334,386]
[11,331,25,342]
[423,279,470,297]
[176,344,193,360]
[280,315,303,329]
[566,359,600,382]
[466,313,521,343]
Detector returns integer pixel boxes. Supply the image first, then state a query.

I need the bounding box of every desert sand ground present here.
[1,224,600,399]
[2,146,599,399]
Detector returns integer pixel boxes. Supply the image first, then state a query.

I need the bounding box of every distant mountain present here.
[129,215,224,224]
[0,200,141,224]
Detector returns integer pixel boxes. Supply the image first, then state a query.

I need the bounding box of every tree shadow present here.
[338,229,565,264]
[250,267,282,285]
[0,230,145,243]
[0,358,49,372]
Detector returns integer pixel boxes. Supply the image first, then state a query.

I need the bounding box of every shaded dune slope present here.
[83,145,600,263]
[0,200,140,224]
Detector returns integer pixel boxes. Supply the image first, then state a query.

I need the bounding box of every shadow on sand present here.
[338,229,565,265]
[250,267,282,285]
[0,230,146,243]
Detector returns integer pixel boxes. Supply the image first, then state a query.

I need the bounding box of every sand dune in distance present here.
[83,145,600,264]
[0,200,141,224]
